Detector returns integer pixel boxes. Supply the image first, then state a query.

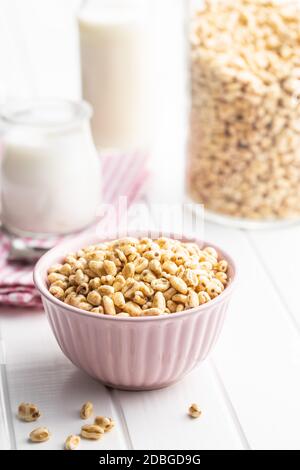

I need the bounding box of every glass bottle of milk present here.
[78,0,151,151]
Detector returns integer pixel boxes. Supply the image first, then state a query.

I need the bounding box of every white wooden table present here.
[1,221,300,450]
[1,0,300,452]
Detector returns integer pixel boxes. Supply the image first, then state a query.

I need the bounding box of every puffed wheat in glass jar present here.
[186,0,300,228]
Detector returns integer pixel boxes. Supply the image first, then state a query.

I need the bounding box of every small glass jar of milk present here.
[0,100,100,237]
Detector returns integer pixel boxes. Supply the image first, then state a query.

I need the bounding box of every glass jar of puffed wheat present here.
[186,0,300,228]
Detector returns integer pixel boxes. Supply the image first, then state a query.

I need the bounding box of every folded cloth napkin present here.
[0,152,149,308]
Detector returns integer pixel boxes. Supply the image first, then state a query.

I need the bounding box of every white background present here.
[0,0,82,100]
[1,0,300,451]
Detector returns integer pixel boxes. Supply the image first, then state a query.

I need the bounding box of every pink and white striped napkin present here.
[0,152,149,308]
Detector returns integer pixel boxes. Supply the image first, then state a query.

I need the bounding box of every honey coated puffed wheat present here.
[47,237,229,317]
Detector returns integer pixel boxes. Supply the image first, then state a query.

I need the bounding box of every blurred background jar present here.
[1,100,100,237]
[186,0,300,228]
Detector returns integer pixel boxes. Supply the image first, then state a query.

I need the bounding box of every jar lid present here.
[1,99,93,129]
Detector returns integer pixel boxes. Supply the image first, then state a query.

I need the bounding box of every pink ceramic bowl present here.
[34,231,237,390]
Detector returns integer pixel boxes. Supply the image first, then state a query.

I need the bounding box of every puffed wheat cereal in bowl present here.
[34,231,237,390]
[46,237,229,316]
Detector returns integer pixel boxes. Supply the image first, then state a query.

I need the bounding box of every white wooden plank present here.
[0,310,129,450]
[0,339,11,449]
[205,222,300,450]
[116,361,245,450]
[6,361,126,450]
[0,373,10,449]
[247,225,300,332]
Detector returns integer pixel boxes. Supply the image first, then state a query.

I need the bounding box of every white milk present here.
[79,6,150,150]
[1,122,100,236]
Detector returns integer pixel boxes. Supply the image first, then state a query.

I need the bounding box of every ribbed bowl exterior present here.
[42,294,230,390]
[34,231,236,391]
